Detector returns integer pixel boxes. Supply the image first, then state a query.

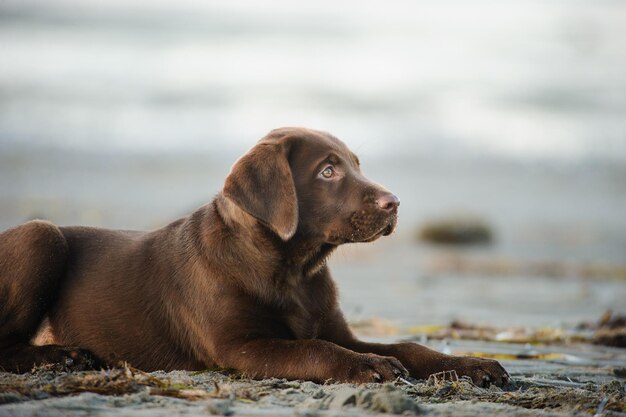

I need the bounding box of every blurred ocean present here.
[1,0,625,326]
[1,0,625,160]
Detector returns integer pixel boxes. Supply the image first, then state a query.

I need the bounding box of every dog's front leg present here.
[320,310,509,387]
[215,338,407,383]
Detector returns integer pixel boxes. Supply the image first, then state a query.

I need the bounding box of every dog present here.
[0,127,508,385]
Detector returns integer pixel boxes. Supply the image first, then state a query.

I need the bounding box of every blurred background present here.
[1,0,625,330]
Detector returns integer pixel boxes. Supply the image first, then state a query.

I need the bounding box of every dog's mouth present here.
[328,211,397,244]
[382,221,396,236]
[361,215,397,242]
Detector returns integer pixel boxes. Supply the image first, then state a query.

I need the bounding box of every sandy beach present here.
[1,335,625,416]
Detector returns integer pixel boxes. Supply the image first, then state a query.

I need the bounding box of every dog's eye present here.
[320,166,334,179]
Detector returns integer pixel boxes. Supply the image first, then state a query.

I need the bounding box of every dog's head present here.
[223,127,399,245]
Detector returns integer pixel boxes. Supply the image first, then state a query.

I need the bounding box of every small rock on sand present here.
[207,398,233,416]
[328,384,420,415]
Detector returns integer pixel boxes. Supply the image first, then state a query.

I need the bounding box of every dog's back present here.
[0,217,209,371]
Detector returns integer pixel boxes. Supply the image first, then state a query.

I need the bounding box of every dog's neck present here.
[281,235,336,277]
[215,193,336,278]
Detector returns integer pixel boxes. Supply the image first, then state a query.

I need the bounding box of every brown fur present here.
[0,127,508,385]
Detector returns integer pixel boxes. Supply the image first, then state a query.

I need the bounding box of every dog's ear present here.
[223,142,298,241]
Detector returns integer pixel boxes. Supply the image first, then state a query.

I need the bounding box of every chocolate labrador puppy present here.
[0,127,508,385]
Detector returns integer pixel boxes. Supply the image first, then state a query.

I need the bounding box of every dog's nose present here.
[376,193,400,211]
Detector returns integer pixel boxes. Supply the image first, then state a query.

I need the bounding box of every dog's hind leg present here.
[0,220,101,372]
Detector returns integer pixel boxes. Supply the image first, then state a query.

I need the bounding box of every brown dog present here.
[0,127,508,385]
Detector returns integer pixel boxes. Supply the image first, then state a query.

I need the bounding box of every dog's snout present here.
[376,193,400,211]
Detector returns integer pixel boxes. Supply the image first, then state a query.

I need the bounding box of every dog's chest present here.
[281,281,324,340]
[285,307,320,339]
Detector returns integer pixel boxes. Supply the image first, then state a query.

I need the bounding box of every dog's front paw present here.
[451,356,510,387]
[344,353,409,383]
